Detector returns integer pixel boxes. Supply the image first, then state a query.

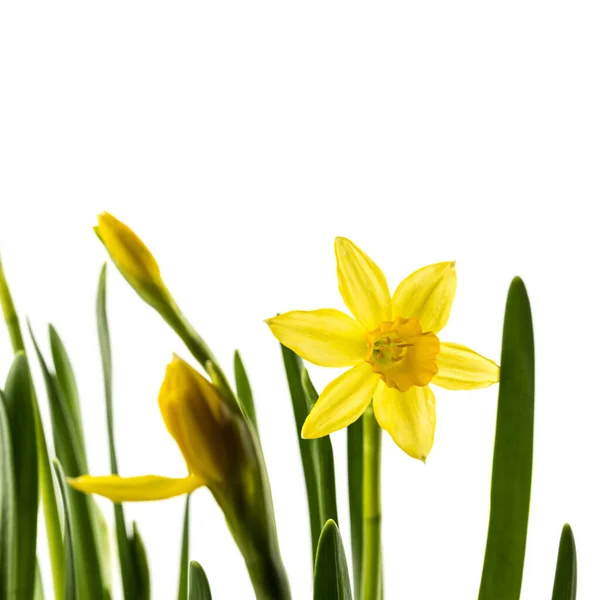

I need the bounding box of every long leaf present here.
[129,522,150,600]
[234,350,259,433]
[0,390,17,599]
[5,353,39,600]
[347,417,363,596]
[314,520,352,600]
[0,257,64,598]
[53,461,77,600]
[301,368,338,526]
[30,325,106,599]
[280,345,322,559]
[34,559,45,600]
[188,561,212,600]
[478,277,535,600]
[551,524,577,600]
[178,496,191,600]
[97,263,137,600]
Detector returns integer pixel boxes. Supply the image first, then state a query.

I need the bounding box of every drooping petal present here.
[266,309,367,367]
[68,474,202,502]
[373,382,436,461]
[301,363,379,438]
[432,342,500,390]
[335,237,392,331]
[392,262,456,333]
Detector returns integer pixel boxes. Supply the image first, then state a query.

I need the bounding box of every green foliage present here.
[188,561,212,600]
[552,524,577,600]
[314,520,352,600]
[234,350,259,433]
[178,496,191,600]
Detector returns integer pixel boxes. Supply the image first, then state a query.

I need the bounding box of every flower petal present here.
[266,309,367,367]
[335,237,392,331]
[301,363,379,438]
[373,382,436,461]
[68,474,202,502]
[432,342,500,390]
[392,262,457,333]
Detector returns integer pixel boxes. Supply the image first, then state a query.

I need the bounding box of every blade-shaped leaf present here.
[280,345,322,559]
[188,561,212,600]
[0,255,25,352]
[97,264,138,600]
[0,390,17,599]
[234,350,259,433]
[53,461,77,600]
[34,559,45,600]
[5,353,39,600]
[314,520,352,600]
[478,277,535,600]
[30,324,106,599]
[178,496,191,600]
[301,369,338,526]
[347,417,363,596]
[551,524,577,600]
[129,522,150,600]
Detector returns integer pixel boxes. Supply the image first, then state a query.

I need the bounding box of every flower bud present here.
[159,355,239,484]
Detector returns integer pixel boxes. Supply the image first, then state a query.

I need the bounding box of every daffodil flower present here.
[267,237,499,461]
[69,356,238,501]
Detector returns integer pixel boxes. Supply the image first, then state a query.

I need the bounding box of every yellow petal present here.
[392,262,456,333]
[68,474,202,502]
[301,363,379,438]
[432,342,500,390]
[335,237,392,331]
[373,382,436,461]
[266,309,367,367]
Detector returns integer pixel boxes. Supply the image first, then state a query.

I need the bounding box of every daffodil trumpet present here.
[69,356,290,600]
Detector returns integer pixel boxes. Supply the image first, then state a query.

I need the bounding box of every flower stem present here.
[360,406,382,600]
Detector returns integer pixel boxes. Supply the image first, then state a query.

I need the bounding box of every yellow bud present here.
[96,212,167,302]
[159,356,237,483]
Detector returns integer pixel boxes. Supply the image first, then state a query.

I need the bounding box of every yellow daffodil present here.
[69,356,238,501]
[267,237,499,461]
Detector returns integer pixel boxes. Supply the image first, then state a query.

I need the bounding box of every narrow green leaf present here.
[234,350,259,433]
[301,368,338,526]
[0,254,25,352]
[0,390,18,599]
[49,325,88,471]
[280,345,322,559]
[347,417,363,597]
[53,461,77,600]
[29,324,106,600]
[178,496,191,600]
[97,264,137,600]
[551,524,577,600]
[314,520,352,600]
[478,277,535,600]
[188,561,212,600]
[129,522,151,600]
[5,353,39,600]
[0,257,64,599]
[34,559,45,600]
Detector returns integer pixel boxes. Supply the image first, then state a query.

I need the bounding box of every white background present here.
[1,2,599,598]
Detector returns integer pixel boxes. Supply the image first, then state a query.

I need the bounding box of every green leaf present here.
[29,324,106,600]
[0,390,18,599]
[314,520,352,600]
[0,257,64,599]
[478,277,535,600]
[234,350,259,433]
[280,345,322,559]
[53,461,77,600]
[301,369,338,526]
[49,325,88,471]
[34,559,45,600]
[4,353,39,600]
[188,561,212,600]
[347,417,363,596]
[129,522,151,600]
[178,496,191,600]
[551,524,577,600]
[97,264,138,600]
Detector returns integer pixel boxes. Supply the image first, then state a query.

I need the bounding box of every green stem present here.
[360,407,382,600]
